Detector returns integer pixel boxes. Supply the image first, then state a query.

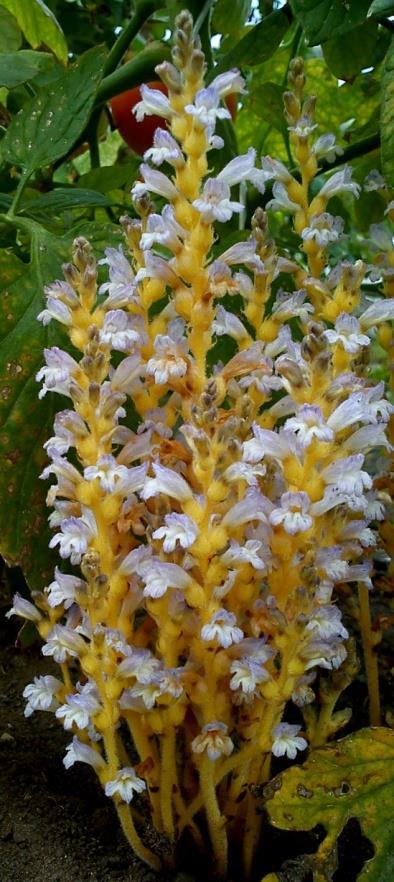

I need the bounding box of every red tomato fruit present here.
[110,81,238,155]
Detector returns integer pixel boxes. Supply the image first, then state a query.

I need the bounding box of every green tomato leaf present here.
[322,21,379,81]
[290,0,371,46]
[0,50,54,88]
[22,187,111,215]
[248,81,287,135]
[368,0,394,16]
[0,0,67,63]
[265,727,394,882]
[381,35,394,186]
[214,9,290,71]
[77,161,140,193]
[0,220,121,589]
[212,0,253,37]
[0,6,22,53]
[1,46,106,175]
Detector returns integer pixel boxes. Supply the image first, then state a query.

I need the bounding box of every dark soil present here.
[1,566,392,882]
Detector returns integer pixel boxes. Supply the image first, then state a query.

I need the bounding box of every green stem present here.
[103,0,163,77]
[193,0,214,36]
[96,44,171,105]
[7,171,32,219]
[87,107,102,169]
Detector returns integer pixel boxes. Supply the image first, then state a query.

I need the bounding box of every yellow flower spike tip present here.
[8,9,393,882]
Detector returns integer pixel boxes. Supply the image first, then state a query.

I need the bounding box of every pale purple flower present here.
[142,462,192,503]
[285,405,334,448]
[271,723,307,759]
[201,608,244,648]
[42,624,86,663]
[133,84,172,121]
[222,488,272,529]
[23,675,62,718]
[140,205,186,251]
[266,182,299,213]
[191,721,234,761]
[84,455,130,493]
[139,558,194,599]
[321,454,372,496]
[212,305,249,340]
[144,128,184,167]
[110,354,143,395]
[271,289,314,321]
[270,492,313,535]
[98,246,137,307]
[221,539,266,570]
[46,568,86,608]
[219,239,264,270]
[301,213,344,247]
[217,148,257,187]
[132,164,178,201]
[324,314,370,353]
[49,508,98,565]
[209,69,245,97]
[120,681,162,710]
[312,134,343,163]
[288,115,317,138]
[185,86,231,128]
[242,424,292,464]
[6,593,42,623]
[153,513,198,552]
[37,296,73,327]
[36,347,79,399]
[44,279,79,308]
[146,319,188,385]
[364,169,385,192]
[193,179,243,223]
[230,657,270,693]
[118,648,161,684]
[260,156,293,183]
[339,520,377,548]
[223,461,266,486]
[305,606,348,641]
[63,736,104,771]
[319,167,361,200]
[99,310,145,352]
[359,298,394,330]
[344,423,390,453]
[105,767,146,803]
[56,689,101,730]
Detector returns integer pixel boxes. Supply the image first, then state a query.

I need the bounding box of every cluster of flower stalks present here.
[7,11,394,880]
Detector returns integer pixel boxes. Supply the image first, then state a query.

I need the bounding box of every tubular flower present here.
[9,21,392,882]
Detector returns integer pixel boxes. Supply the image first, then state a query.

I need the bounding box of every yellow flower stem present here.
[60,662,72,691]
[160,725,177,840]
[199,754,228,878]
[358,581,381,727]
[117,803,162,872]
[124,713,162,831]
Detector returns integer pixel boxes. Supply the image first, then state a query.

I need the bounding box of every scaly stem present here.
[199,755,228,877]
[160,726,177,840]
[358,582,381,726]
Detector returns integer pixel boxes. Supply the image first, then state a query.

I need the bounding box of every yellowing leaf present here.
[265,727,394,882]
[0,0,67,64]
